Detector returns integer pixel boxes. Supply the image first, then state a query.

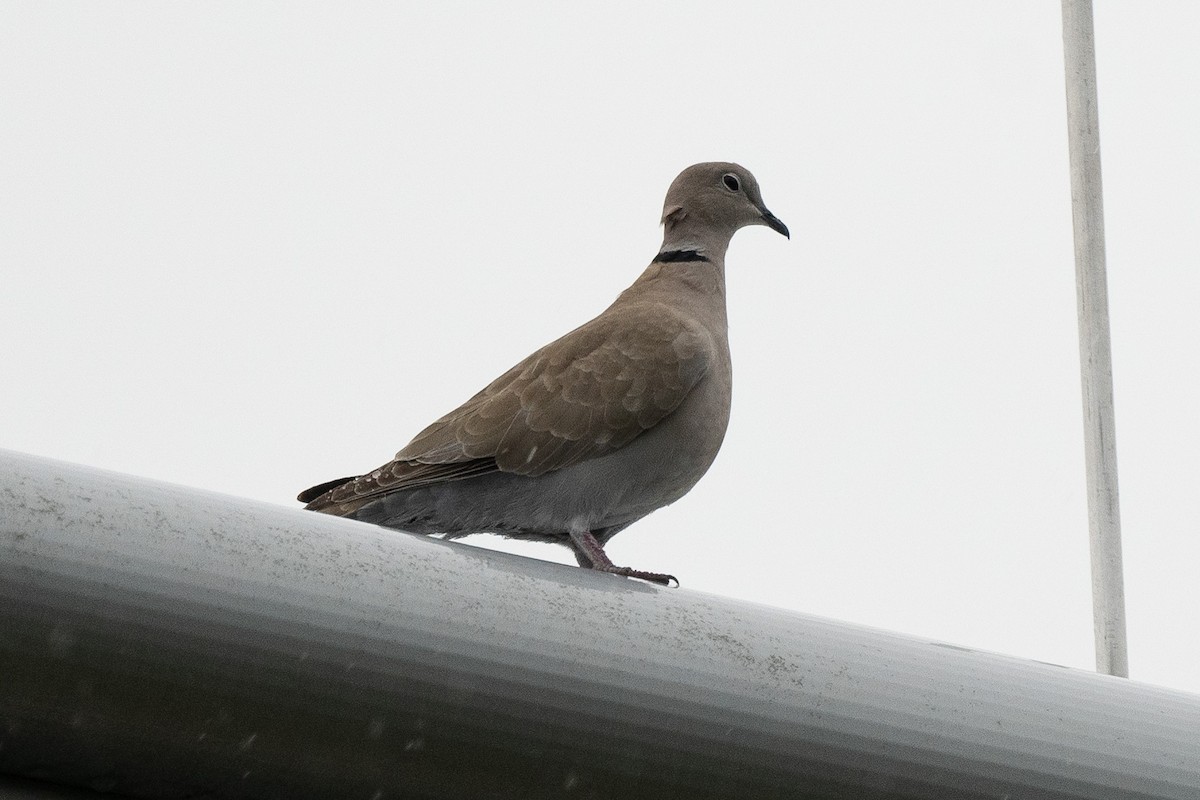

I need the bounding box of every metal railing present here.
[2,449,1198,799]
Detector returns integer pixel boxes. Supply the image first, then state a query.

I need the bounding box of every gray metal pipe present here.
[1,449,1197,799]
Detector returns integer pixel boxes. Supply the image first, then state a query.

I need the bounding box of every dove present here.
[299,162,788,585]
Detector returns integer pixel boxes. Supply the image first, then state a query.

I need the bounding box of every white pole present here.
[1061,0,1129,678]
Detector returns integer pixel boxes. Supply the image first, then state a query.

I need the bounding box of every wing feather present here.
[303,301,713,512]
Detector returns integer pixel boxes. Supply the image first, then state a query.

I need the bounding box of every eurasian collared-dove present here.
[299,162,788,585]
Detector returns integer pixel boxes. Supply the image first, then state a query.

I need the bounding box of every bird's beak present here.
[759,207,790,239]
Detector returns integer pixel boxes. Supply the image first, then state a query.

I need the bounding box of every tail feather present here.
[297,476,357,506]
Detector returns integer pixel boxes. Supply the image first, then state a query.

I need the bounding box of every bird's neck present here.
[631,246,728,304]
[657,220,734,265]
[657,209,739,262]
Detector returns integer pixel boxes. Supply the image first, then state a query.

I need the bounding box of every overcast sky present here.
[3,3,1199,695]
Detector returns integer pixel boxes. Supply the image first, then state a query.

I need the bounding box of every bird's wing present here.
[304,301,714,509]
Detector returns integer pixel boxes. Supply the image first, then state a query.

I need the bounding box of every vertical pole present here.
[1061,0,1128,677]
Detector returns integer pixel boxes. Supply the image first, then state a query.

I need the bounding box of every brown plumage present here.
[299,162,788,585]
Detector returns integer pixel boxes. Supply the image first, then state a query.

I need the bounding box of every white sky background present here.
[3,3,1198,694]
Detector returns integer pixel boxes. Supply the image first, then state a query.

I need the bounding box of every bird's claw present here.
[601,565,679,587]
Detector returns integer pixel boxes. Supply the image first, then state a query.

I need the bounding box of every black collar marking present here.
[654,249,710,263]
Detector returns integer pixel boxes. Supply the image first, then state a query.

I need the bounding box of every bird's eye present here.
[722,173,741,192]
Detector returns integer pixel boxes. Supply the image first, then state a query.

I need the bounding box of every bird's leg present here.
[568,529,678,587]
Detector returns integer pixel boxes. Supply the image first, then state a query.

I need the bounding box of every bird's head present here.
[661,162,789,241]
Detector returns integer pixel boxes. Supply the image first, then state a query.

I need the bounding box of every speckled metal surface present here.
[2,450,1198,799]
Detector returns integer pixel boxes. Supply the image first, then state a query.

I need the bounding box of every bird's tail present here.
[297,476,357,509]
